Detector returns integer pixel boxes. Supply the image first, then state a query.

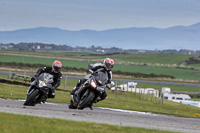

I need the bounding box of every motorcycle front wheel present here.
[23,89,39,106]
[78,91,95,110]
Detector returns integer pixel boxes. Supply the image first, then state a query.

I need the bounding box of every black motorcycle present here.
[69,71,114,110]
[24,73,54,106]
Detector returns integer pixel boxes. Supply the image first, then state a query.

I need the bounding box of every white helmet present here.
[103,58,114,71]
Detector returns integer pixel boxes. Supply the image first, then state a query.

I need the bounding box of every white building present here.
[163,93,191,101]
[161,87,171,93]
[111,82,159,97]
[44,46,52,50]
[111,82,137,92]
[162,87,191,101]
[162,87,200,108]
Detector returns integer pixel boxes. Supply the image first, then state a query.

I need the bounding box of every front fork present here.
[75,85,88,104]
[27,86,34,95]
[27,80,37,95]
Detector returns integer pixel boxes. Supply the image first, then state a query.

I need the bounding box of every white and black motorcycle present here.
[24,73,54,106]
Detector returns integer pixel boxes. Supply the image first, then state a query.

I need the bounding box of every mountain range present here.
[0,22,200,50]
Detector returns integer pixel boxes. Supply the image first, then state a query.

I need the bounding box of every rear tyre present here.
[23,89,39,106]
[78,92,95,110]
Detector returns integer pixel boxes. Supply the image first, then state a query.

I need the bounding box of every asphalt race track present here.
[0,98,200,133]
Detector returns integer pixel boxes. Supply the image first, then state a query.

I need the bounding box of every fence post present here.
[135,87,137,95]
[155,91,157,102]
[125,82,127,92]
[8,68,11,79]
[115,81,118,97]
[64,76,67,90]
[151,92,153,102]
[127,82,129,92]
[142,89,145,99]
[146,91,148,101]
[139,89,141,100]
[162,93,164,104]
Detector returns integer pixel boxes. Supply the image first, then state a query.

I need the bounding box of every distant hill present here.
[0,22,200,50]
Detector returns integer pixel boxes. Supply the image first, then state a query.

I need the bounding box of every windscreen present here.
[94,71,108,86]
[39,73,54,84]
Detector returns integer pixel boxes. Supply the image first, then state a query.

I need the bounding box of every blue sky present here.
[0,0,200,31]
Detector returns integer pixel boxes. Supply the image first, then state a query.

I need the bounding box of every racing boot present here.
[41,97,47,104]
[40,95,47,104]
[48,87,55,98]
[94,99,100,103]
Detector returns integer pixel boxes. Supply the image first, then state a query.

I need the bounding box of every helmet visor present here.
[107,63,113,68]
[54,66,61,73]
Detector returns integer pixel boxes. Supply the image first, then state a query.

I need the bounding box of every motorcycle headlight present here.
[90,80,97,89]
[39,80,46,88]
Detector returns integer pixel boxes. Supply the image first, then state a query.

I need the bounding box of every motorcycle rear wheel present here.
[78,91,95,110]
[23,89,39,106]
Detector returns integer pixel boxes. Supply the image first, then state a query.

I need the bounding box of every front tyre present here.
[24,89,39,106]
[68,100,77,109]
[78,92,95,110]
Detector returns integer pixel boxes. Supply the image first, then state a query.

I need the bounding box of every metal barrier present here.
[10,73,31,82]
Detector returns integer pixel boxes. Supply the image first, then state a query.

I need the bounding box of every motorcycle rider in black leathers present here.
[31,60,62,99]
[71,58,114,103]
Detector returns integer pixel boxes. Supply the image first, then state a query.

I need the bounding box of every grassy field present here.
[115,64,200,80]
[2,49,200,68]
[1,49,92,57]
[0,50,194,66]
[0,54,91,69]
[1,82,200,118]
[98,53,193,66]
[1,54,200,80]
[0,112,175,133]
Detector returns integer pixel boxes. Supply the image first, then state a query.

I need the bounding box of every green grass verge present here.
[1,83,200,118]
[0,112,175,133]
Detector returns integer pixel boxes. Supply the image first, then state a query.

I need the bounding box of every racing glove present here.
[31,74,38,82]
[96,87,105,94]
